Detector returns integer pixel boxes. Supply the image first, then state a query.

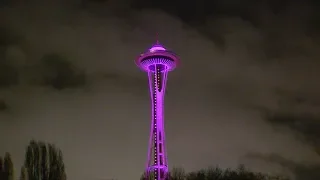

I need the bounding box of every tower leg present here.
[145,66,169,180]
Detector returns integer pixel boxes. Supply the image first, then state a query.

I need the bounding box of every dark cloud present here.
[266,113,320,153]
[0,100,8,111]
[246,153,320,180]
[0,27,21,88]
[36,53,86,90]
[0,62,18,88]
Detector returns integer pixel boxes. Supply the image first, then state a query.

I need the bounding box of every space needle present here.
[135,41,179,180]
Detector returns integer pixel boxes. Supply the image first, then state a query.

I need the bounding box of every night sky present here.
[0,0,320,180]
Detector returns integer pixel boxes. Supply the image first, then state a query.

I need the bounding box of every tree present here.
[170,167,186,180]
[24,140,66,180]
[25,140,38,180]
[3,153,14,180]
[48,144,66,180]
[140,171,147,180]
[142,165,290,180]
[206,167,223,180]
[20,167,28,180]
[40,142,48,180]
[0,157,3,180]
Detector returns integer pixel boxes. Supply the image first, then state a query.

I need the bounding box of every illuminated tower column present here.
[135,42,179,180]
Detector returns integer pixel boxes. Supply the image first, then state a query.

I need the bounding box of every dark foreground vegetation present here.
[141,166,290,180]
[0,140,66,180]
[1,140,290,180]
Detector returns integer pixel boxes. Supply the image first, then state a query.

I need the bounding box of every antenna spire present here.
[156,33,159,44]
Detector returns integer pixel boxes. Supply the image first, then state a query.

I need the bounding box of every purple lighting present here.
[136,42,179,180]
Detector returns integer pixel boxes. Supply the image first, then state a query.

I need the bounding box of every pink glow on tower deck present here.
[149,45,166,52]
[136,43,179,72]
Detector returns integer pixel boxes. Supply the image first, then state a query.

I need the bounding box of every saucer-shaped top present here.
[136,43,179,72]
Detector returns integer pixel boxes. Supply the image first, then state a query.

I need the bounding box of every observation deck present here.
[136,43,179,72]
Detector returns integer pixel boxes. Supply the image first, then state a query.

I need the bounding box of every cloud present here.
[246,153,320,180]
[0,100,8,111]
[34,53,86,90]
[0,0,320,180]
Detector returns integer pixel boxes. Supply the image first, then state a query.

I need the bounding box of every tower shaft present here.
[146,64,169,180]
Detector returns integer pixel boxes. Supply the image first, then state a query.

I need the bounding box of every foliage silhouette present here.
[24,140,66,180]
[0,156,3,180]
[3,153,14,180]
[141,165,290,180]
[20,167,28,180]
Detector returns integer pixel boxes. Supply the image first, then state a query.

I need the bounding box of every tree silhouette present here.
[140,171,147,180]
[170,167,186,180]
[141,165,290,180]
[20,167,28,180]
[0,156,3,180]
[25,140,38,180]
[3,153,14,180]
[24,140,66,180]
[40,142,49,180]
